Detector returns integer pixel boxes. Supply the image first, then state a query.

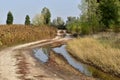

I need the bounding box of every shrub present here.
[81,22,91,35]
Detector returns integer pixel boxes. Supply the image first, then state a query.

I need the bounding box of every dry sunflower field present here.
[0,25,56,48]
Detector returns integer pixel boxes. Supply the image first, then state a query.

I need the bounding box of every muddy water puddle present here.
[33,45,120,80]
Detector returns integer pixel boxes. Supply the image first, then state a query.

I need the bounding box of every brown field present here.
[0,25,56,48]
[67,37,120,77]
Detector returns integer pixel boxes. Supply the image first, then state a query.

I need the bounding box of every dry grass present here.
[0,25,56,48]
[67,38,120,77]
[93,32,120,49]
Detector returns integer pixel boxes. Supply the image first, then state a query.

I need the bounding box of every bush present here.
[81,22,91,35]
[66,21,81,36]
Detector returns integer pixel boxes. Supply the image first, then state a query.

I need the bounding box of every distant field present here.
[67,36,120,77]
[0,25,56,48]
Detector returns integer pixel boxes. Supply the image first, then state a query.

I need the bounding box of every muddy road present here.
[0,38,95,80]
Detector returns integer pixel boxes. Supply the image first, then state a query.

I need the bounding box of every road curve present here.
[0,37,71,80]
[0,37,95,80]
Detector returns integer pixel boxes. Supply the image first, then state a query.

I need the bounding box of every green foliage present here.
[67,0,102,35]
[66,16,77,24]
[41,7,51,25]
[52,17,65,29]
[78,0,101,34]
[99,0,120,29]
[78,0,88,22]
[6,11,13,25]
[25,15,31,25]
[32,14,45,26]
[82,0,101,33]
[81,22,92,35]
[66,18,81,35]
[78,0,120,33]
[87,0,100,33]
[32,7,51,26]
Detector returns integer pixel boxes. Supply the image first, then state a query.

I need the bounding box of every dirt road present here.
[0,37,95,80]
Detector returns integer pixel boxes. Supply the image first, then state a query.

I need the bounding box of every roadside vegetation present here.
[0,25,56,48]
[67,36,120,77]
[97,33,120,49]
[65,0,120,35]
[65,0,120,77]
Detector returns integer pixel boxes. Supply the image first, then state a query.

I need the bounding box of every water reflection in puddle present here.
[53,45,92,76]
[33,48,49,63]
[33,45,120,80]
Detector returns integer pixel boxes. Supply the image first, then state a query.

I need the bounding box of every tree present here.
[99,0,120,29]
[32,13,45,26]
[79,0,101,33]
[41,7,51,25]
[112,0,120,32]
[52,17,64,29]
[52,19,58,27]
[66,17,81,36]
[25,15,31,25]
[66,16,76,24]
[77,0,120,34]
[32,7,51,26]
[87,0,100,33]
[6,11,13,25]
[78,0,88,22]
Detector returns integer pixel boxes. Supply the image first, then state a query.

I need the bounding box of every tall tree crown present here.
[25,15,31,25]
[6,11,13,25]
[41,7,51,25]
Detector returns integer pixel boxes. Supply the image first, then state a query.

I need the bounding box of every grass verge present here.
[67,38,120,77]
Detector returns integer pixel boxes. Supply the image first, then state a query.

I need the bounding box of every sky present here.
[0,0,81,24]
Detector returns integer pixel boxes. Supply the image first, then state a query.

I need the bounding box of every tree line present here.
[52,0,120,35]
[3,0,120,34]
[67,0,120,35]
[4,7,51,26]
[5,7,66,28]
[6,11,31,25]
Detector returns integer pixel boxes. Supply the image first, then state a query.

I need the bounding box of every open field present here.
[0,25,56,48]
[67,36,120,77]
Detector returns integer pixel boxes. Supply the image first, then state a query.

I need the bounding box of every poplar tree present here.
[41,7,51,25]
[25,15,31,25]
[6,11,13,25]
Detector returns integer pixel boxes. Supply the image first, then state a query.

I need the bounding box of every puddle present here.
[33,47,50,63]
[33,45,120,80]
[53,45,92,76]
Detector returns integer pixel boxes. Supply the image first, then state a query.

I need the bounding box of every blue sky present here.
[0,0,80,24]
